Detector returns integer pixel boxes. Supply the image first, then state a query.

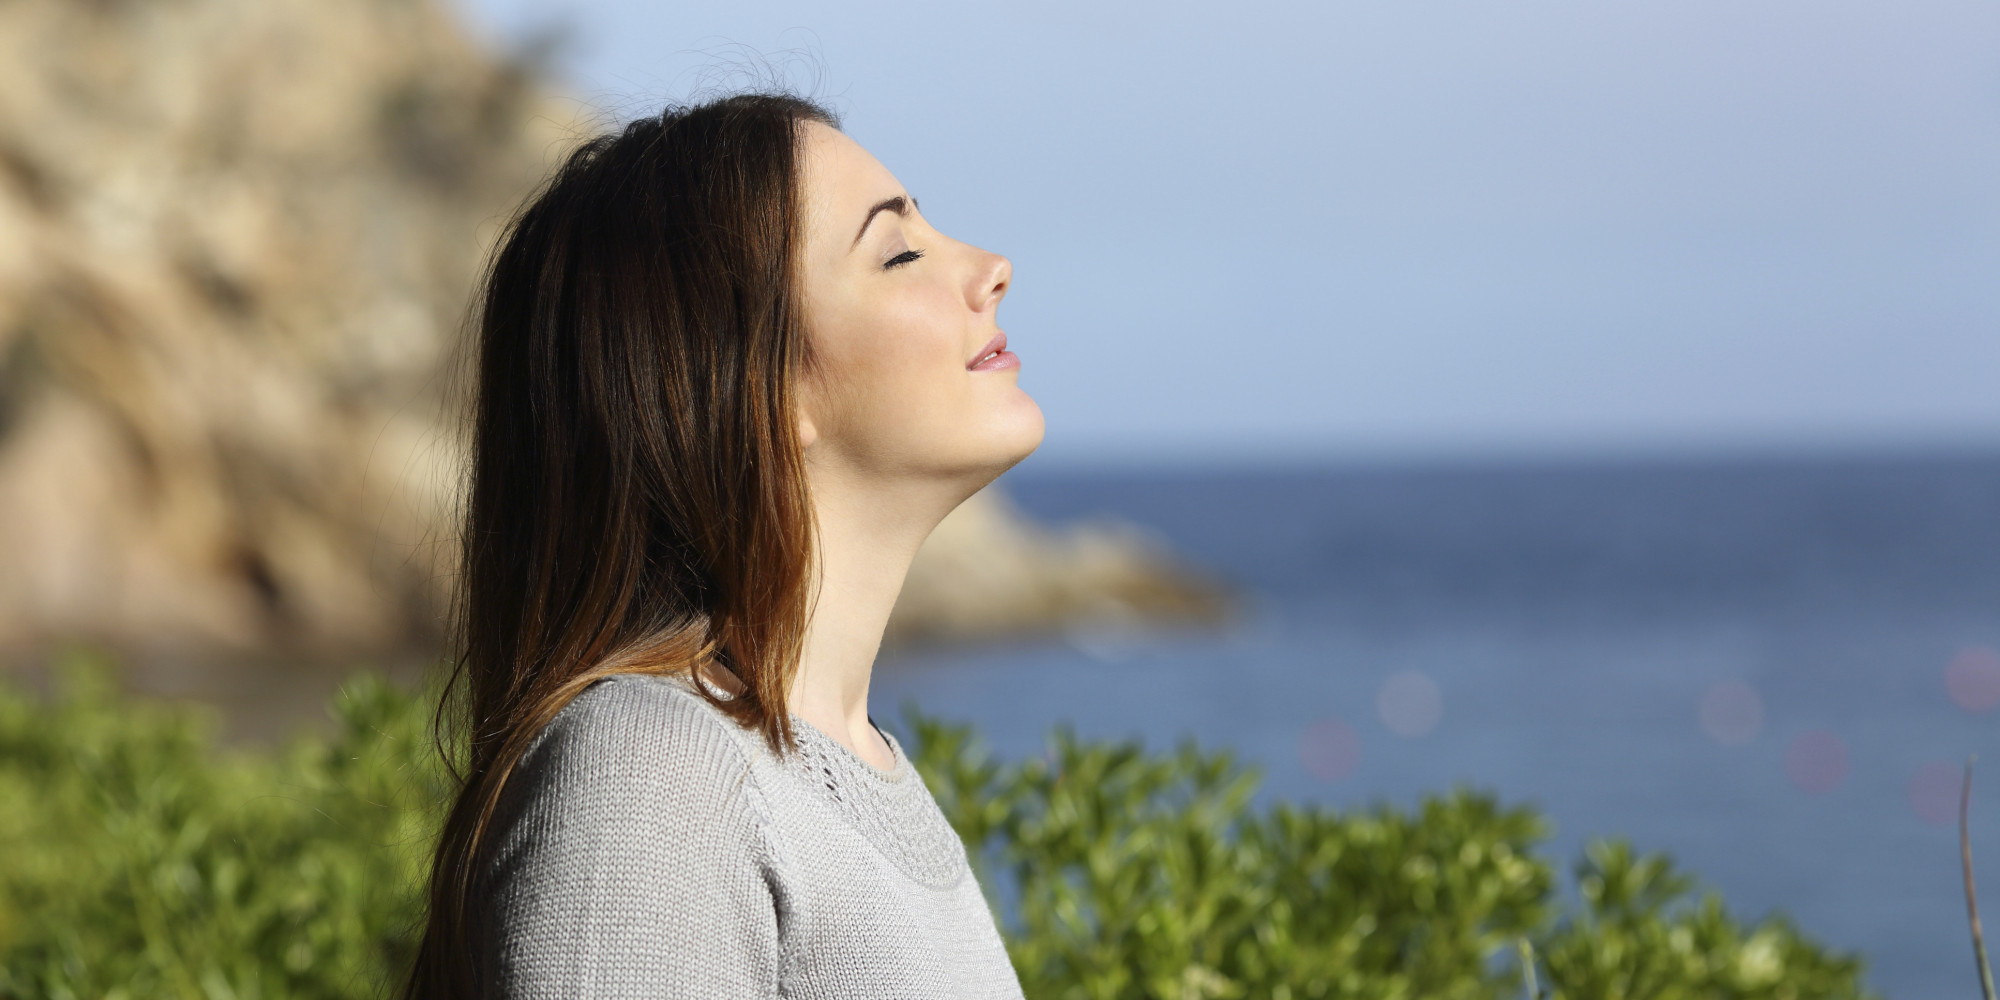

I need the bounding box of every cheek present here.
[821,288,960,394]
[812,290,975,450]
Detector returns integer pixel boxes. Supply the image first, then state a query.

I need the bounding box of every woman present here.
[403,93,1041,998]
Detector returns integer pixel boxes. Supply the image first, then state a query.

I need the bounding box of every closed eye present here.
[884,248,925,270]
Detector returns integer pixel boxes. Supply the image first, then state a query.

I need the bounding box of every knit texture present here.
[475,672,1026,999]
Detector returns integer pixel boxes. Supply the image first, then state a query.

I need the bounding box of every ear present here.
[797,410,819,450]
[792,365,823,450]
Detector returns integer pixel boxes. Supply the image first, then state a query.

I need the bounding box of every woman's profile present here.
[402,93,1040,997]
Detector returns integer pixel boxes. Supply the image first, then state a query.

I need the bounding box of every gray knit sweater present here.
[475,672,1026,999]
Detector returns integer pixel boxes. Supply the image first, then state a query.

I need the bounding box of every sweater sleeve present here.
[476,675,784,999]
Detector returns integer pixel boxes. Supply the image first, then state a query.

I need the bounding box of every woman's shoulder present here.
[510,672,765,813]
[479,673,790,990]
[545,670,739,738]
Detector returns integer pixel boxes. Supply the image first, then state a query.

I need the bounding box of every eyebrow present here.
[850,195,917,250]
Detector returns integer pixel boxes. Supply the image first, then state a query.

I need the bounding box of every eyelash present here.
[884,249,925,270]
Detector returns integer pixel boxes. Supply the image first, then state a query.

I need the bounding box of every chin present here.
[993,397,1046,468]
[943,402,1044,489]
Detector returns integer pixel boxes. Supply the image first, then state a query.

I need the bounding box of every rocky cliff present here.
[0,0,1224,663]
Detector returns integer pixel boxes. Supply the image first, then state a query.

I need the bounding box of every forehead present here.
[798,122,903,238]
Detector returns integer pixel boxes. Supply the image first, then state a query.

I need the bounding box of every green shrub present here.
[907,715,1874,1000]
[0,651,449,999]
[0,653,1874,999]
[1538,840,1871,999]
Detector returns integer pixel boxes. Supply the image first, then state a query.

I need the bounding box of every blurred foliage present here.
[1537,841,1872,1000]
[908,715,1876,1000]
[0,649,450,999]
[0,650,1872,998]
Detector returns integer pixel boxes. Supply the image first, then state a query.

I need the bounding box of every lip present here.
[967,331,1018,372]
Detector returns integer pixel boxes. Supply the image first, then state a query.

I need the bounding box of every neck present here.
[787,462,977,766]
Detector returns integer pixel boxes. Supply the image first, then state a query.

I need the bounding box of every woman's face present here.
[795,122,1044,490]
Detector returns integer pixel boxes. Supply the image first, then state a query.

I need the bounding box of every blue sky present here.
[455,0,2000,467]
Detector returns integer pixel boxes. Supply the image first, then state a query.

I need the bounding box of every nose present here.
[968,249,1011,314]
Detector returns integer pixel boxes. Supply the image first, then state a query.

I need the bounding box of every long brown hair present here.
[402,93,838,999]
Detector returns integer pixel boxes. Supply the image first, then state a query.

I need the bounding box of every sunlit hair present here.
[402,92,838,999]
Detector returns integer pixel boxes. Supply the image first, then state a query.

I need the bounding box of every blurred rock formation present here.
[0,0,1225,662]
[886,488,1228,645]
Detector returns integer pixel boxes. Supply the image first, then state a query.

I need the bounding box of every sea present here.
[871,450,2000,999]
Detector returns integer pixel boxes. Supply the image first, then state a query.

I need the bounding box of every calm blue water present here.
[873,452,2000,999]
